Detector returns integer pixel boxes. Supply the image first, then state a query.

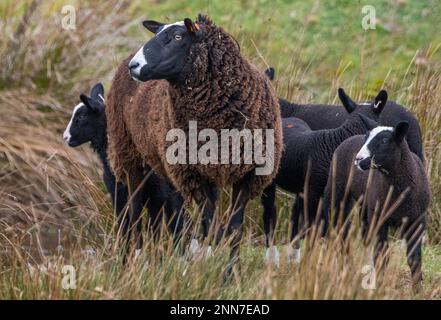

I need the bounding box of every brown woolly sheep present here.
[106,14,283,272]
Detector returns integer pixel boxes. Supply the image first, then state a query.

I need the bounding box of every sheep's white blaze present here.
[355,126,393,167]
[129,46,148,79]
[156,21,185,35]
[63,103,84,144]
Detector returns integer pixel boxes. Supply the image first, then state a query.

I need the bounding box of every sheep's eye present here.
[382,138,388,144]
[174,35,182,41]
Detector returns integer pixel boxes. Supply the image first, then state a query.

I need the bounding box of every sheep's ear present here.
[80,94,103,113]
[373,89,388,114]
[358,114,377,131]
[264,67,275,81]
[338,88,357,113]
[142,20,165,34]
[184,18,201,36]
[90,83,105,103]
[394,121,409,144]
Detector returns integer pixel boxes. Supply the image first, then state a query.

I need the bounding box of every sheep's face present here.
[339,88,388,117]
[63,84,105,148]
[129,18,203,82]
[355,122,409,172]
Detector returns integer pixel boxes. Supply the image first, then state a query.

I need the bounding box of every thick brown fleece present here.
[106,15,282,204]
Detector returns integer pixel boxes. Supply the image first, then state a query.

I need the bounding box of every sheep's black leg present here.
[130,190,145,251]
[120,170,146,260]
[403,220,425,287]
[361,204,369,244]
[114,182,129,219]
[193,181,218,242]
[290,196,303,250]
[339,198,356,243]
[225,182,250,279]
[146,194,164,242]
[306,192,327,238]
[104,168,129,224]
[261,182,277,248]
[164,191,185,247]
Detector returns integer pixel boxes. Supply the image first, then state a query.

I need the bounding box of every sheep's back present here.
[279,99,348,129]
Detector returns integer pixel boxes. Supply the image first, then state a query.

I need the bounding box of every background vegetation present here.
[0,0,440,299]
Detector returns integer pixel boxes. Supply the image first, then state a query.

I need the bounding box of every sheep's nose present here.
[129,61,140,70]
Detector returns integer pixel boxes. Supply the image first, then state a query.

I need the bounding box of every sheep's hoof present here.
[188,239,201,256]
[134,249,142,261]
[286,246,301,264]
[188,241,213,261]
[264,246,280,267]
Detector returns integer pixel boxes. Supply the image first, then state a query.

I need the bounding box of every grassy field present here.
[0,0,440,299]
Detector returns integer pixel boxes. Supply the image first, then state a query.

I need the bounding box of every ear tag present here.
[373,100,382,109]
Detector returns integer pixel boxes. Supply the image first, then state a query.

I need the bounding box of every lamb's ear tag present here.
[374,100,381,109]
[184,18,197,34]
[373,90,388,114]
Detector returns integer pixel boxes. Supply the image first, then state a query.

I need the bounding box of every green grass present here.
[0,0,441,299]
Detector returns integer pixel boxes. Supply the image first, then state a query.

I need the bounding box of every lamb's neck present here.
[320,120,363,151]
[382,145,416,188]
[91,135,112,176]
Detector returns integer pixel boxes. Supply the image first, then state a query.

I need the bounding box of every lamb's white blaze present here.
[355,126,393,167]
[129,21,185,80]
[63,103,84,144]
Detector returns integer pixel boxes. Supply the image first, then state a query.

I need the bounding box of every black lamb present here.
[266,68,424,162]
[355,122,431,286]
[63,84,185,252]
[261,111,377,264]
